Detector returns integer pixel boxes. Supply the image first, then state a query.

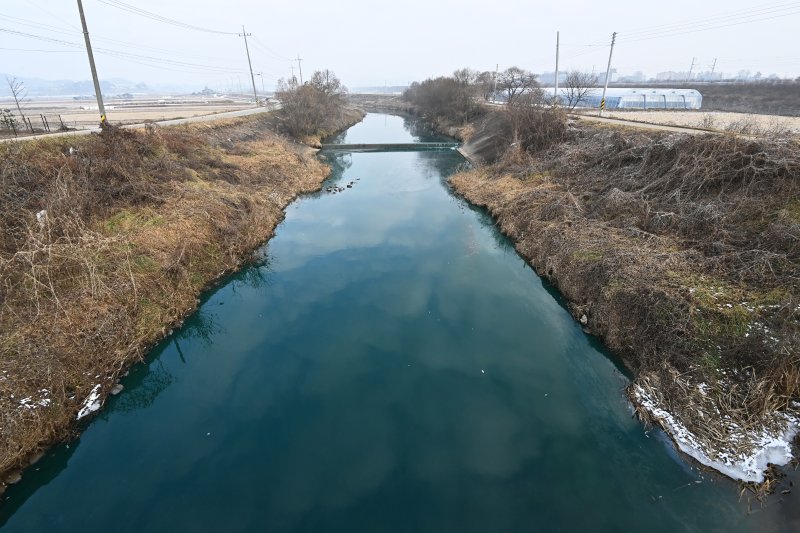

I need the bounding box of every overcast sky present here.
[1,0,799,91]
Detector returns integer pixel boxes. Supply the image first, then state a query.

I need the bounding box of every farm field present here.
[1,95,257,132]
[598,109,800,134]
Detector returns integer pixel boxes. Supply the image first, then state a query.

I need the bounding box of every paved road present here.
[1,106,274,144]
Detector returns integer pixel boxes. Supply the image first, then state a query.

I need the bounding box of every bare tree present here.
[562,70,598,110]
[403,76,482,123]
[498,67,538,105]
[309,69,347,99]
[6,77,31,132]
[452,67,478,85]
[475,71,495,101]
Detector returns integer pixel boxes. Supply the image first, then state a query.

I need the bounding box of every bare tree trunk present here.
[6,77,32,132]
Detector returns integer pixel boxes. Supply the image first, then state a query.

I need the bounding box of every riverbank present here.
[0,108,364,493]
[447,110,799,488]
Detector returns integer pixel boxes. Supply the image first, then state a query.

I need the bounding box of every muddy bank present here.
[0,108,364,493]
[448,113,799,487]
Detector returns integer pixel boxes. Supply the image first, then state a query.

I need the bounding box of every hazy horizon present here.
[1,0,798,93]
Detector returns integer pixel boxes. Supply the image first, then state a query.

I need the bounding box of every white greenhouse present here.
[545,87,703,110]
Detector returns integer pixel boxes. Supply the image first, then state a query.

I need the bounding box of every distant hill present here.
[351,86,408,95]
[0,74,151,98]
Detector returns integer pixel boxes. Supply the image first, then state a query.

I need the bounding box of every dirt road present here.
[1,106,273,143]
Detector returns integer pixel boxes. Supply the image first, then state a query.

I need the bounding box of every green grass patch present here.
[783,199,800,223]
[572,249,604,263]
[133,254,160,273]
[134,297,166,338]
[104,209,166,234]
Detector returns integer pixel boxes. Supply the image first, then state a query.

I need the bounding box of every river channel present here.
[0,113,795,532]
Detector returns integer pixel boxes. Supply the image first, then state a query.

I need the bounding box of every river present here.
[0,113,794,532]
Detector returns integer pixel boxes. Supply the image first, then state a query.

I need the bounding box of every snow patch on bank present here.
[633,385,799,483]
[76,384,103,420]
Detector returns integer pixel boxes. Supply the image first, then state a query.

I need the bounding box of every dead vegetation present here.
[0,111,360,490]
[450,117,800,485]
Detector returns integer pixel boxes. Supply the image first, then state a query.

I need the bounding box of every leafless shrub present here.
[403,75,483,124]
[504,92,567,154]
[699,114,716,130]
[275,69,349,138]
[760,119,795,140]
[725,116,760,135]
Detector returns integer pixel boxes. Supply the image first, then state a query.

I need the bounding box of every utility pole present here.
[554,30,560,105]
[686,57,697,83]
[599,31,616,117]
[492,63,498,103]
[239,26,259,105]
[256,72,265,94]
[76,0,107,126]
[296,55,304,84]
[710,58,717,78]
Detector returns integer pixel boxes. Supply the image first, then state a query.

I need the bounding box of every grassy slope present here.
[0,109,363,488]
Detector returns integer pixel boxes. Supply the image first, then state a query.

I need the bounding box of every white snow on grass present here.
[76,384,102,420]
[633,385,799,483]
[16,388,51,410]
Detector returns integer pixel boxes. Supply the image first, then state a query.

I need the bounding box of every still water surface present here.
[1,114,795,532]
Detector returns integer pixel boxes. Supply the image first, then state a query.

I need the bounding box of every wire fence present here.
[1,110,71,138]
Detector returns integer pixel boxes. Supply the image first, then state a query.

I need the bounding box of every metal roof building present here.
[546,87,703,110]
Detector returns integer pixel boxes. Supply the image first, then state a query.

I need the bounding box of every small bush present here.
[505,92,568,153]
[275,70,349,138]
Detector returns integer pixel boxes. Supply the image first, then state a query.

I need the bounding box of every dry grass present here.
[450,122,800,487]
[0,111,362,488]
[602,111,800,137]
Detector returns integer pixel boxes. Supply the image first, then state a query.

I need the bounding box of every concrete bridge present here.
[319,142,460,153]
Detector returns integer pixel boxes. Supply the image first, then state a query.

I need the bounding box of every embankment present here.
[0,108,364,492]
[449,112,800,487]
[348,93,415,115]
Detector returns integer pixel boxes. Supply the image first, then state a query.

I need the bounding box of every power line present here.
[0,46,79,53]
[617,8,800,44]
[95,0,238,35]
[251,36,290,61]
[1,12,244,63]
[558,1,800,50]
[0,13,82,36]
[25,0,82,31]
[0,27,251,75]
[620,1,800,39]
[0,27,82,47]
